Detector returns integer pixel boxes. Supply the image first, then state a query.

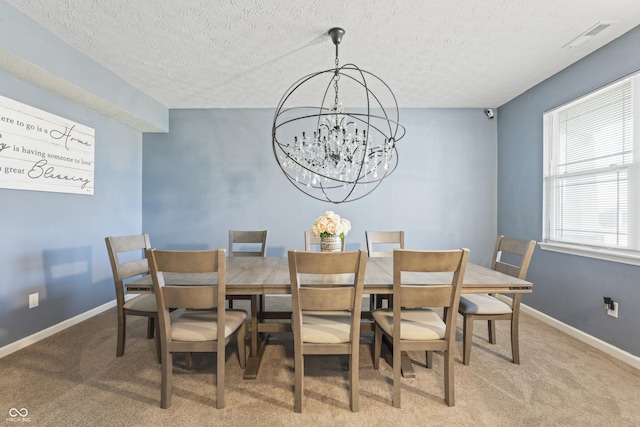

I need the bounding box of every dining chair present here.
[228,230,268,309]
[147,248,247,409]
[229,230,268,257]
[458,235,535,365]
[372,248,469,407]
[365,230,404,309]
[105,234,160,362]
[288,249,367,413]
[303,230,345,251]
[366,230,404,258]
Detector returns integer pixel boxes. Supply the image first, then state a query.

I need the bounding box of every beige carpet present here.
[2,301,640,426]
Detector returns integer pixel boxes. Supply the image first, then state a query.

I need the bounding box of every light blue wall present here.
[0,1,169,349]
[142,108,498,264]
[497,25,640,356]
[0,71,144,347]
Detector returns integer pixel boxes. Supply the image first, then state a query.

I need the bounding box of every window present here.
[542,72,640,265]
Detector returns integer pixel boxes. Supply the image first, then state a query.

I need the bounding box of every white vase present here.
[320,235,341,252]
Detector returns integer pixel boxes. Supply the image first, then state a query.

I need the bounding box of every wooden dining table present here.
[127,255,532,379]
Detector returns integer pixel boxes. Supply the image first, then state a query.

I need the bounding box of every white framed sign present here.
[0,95,95,195]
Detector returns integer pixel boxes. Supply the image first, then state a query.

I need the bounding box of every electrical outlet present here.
[607,301,618,318]
[29,293,39,309]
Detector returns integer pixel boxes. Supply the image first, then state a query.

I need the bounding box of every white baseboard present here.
[517,300,640,370]
[0,300,116,359]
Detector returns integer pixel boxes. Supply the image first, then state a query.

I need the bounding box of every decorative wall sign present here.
[0,95,95,195]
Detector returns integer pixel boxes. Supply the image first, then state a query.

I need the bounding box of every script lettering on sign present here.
[0,95,95,195]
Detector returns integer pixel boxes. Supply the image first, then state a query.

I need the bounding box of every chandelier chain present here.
[333,48,340,108]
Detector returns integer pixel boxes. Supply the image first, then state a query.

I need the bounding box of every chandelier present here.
[272,27,405,204]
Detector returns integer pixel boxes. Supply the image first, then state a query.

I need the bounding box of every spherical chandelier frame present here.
[272,28,405,204]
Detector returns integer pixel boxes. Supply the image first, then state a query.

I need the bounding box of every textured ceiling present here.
[5,0,640,109]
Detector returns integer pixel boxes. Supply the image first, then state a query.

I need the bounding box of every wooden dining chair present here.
[365,230,404,309]
[228,230,268,309]
[147,248,247,409]
[288,249,367,413]
[303,230,345,251]
[229,230,268,257]
[366,231,405,258]
[105,234,160,362]
[458,235,535,365]
[372,248,469,407]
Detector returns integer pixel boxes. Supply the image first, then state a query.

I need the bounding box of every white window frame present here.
[541,72,640,266]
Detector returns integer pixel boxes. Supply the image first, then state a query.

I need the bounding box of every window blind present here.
[543,74,640,255]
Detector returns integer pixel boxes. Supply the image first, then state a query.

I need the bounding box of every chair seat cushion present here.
[298,311,352,344]
[171,309,247,342]
[459,294,512,315]
[372,308,445,341]
[123,294,157,312]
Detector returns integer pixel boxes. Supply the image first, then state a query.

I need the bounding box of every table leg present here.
[244,295,262,379]
[400,351,415,378]
[381,334,415,378]
[243,336,267,380]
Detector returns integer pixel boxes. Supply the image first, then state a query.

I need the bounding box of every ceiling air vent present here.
[563,21,616,48]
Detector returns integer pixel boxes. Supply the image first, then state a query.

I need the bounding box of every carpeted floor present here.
[2,300,640,426]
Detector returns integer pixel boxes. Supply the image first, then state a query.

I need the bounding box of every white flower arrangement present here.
[311,211,351,239]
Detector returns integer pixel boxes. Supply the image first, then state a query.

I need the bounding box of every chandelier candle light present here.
[272,27,405,204]
[312,211,351,252]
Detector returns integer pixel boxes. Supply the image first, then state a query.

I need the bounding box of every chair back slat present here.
[400,285,453,308]
[151,250,221,273]
[299,287,355,311]
[395,249,465,273]
[293,250,361,274]
[161,285,218,309]
[499,236,533,256]
[107,233,151,253]
[494,261,521,278]
[116,258,149,280]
